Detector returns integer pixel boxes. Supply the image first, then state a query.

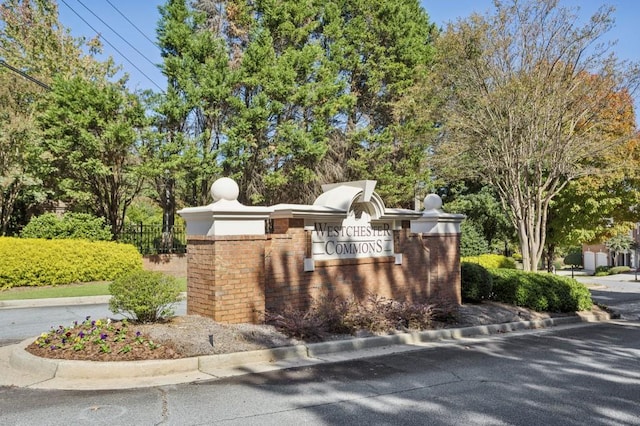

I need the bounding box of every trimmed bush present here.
[461,254,516,269]
[594,265,610,276]
[109,271,182,323]
[608,266,631,275]
[563,251,583,267]
[489,268,592,312]
[21,213,112,241]
[0,237,141,289]
[461,262,493,302]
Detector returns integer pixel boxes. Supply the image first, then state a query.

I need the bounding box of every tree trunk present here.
[507,189,550,272]
[546,243,556,272]
[162,177,176,234]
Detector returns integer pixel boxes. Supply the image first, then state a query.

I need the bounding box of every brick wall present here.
[264,219,460,313]
[186,218,461,324]
[143,254,187,277]
[185,236,217,319]
[186,235,266,323]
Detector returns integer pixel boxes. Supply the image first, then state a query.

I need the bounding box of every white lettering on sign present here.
[312,214,393,260]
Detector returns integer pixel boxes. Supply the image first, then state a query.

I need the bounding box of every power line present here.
[75,0,159,69]
[0,59,51,90]
[58,0,164,92]
[105,0,159,49]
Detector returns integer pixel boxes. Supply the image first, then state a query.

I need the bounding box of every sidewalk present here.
[0,297,610,391]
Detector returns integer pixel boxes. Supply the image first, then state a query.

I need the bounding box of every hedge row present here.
[461,254,516,269]
[0,237,142,289]
[488,268,592,312]
[20,212,112,241]
[595,265,631,276]
[460,262,493,302]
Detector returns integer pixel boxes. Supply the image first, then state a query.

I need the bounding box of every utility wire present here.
[105,0,159,49]
[0,59,51,90]
[58,0,164,92]
[76,0,159,68]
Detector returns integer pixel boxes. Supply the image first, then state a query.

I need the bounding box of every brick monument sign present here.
[178,177,464,324]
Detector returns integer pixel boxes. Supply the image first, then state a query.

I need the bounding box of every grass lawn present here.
[0,278,187,301]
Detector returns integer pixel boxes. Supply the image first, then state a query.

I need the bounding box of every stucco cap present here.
[423,194,443,211]
[211,177,239,202]
[313,180,385,219]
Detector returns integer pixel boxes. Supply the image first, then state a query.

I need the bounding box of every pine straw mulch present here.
[25,303,578,362]
[25,315,301,362]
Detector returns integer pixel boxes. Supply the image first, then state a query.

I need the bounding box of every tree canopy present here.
[429,0,640,270]
[2,0,639,258]
[0,0,123,235]
[156,0,437,207]
[37,77,147,237]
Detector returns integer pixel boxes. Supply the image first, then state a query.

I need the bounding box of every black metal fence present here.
[119,223,187,255]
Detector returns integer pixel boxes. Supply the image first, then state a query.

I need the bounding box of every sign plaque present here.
[312,212,393,260]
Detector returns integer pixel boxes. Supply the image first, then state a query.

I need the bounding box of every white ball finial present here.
[211,177,239,202]
[423,193,442,211]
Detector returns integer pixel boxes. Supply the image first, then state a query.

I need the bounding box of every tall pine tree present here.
[156,0,436,206]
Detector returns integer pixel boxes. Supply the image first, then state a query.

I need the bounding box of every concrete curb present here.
[199,344,310,372]
[5,315,597,390]
[9,340,58,379]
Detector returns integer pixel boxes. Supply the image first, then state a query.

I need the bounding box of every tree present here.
[444,186,514,251]
[459,221,490,257]
[430,0,640,271]
[0,0,120,234]
[138,90,192,235]
[326,0,438,207]
[0,67,47,235]
[545,88,640,268]
[157,0,227,207]
[605,233,634,266]
[156,0,436,206]
[37,77,147,237]
[0,0,114,81]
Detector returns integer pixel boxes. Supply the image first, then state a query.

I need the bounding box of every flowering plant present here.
[33,316,159,356]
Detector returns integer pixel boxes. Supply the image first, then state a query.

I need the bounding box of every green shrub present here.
[19,214,59,239]
[460,221,489,257]
[0,237,141,289]
[21,213,112,241]
[608,266,631,275]
[592,265,631,276]
[461,262,493,302]
[489,269,592,312]
[109,271,182,323]
[563,252,583,267]
[461,254,517,269]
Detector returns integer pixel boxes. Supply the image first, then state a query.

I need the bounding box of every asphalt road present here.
[0,301,187,346]
[1,275,639,425]
[576,274,640,321]
[0,321,638,425]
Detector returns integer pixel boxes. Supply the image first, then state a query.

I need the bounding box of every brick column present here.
[186,235,267,323]
[179,177,272,324]
[410,194,465,305]
[420,233,462,304]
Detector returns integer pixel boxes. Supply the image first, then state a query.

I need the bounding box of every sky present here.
[56,0,640,121]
